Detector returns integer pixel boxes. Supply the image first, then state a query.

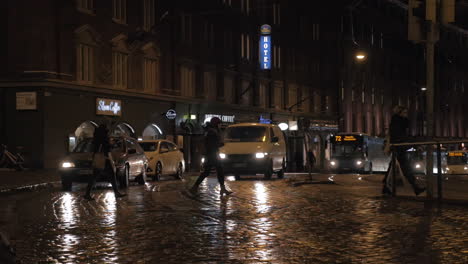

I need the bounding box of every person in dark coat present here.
[382,106,425,196]
[190,117,232,196]
[83,123,125,200]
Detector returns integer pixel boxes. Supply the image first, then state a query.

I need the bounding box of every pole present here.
[425,20,436,199]
[437,143,442,200]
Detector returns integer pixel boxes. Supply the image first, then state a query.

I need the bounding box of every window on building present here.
[273,3,281,25]
[204,22,215,49]
[241,0,250,15]
[241,33,251,60]
[143,58,158,93]
[143,0,155,31]
[180,65,195,97]
[273,45,281,69]
[312,23,320,40]
[113,0,127,23]
[76,43,94,84]
[224,75,234,104]
[77,0,93,13]
[203,71,216,100]
[113,52,128,88]
[181,14,192,44]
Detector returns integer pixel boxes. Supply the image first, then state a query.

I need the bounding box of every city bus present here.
[445,150,468,175]
[328,133,390,173]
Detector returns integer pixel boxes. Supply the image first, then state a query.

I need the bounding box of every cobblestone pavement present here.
[1,173,468,263]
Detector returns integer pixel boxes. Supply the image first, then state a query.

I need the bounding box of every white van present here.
[219,123,287,180]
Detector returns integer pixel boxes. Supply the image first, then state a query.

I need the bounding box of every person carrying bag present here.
[83,124,125,200]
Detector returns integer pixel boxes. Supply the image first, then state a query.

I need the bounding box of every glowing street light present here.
[355,52,366,61]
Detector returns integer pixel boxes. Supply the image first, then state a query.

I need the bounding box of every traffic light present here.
[441,0,455,24]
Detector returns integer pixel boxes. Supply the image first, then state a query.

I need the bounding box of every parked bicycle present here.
[0,144,25,171]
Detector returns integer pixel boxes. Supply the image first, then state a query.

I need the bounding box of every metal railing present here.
[390,139,468,200]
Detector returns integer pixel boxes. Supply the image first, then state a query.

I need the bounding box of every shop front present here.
[3,86,175,168]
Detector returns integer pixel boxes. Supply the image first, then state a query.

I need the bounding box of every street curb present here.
[0,181,60,195]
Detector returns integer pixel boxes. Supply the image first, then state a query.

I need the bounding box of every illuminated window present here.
[113,52,128,88]
[113,0,127,24]
[143,0,155,31]
[76,43,94,84]
[77,0,93,13]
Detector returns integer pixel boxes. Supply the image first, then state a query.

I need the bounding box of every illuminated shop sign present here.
[449,152,464,157]
[204,114,235,124]
[96,98,122,116]
[259,24,271,70]
[259,115,271,124]
[166,109,177,120]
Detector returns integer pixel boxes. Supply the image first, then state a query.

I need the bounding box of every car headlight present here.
[464,167,468,170]
[201,157,205,164]
[255,152,265,159]
[62,162,75,168]
[415,163,421,169]
[356,160,362,165]
[219,153,226,159]
[330,161,337,166]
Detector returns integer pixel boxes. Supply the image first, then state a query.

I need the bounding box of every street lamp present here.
[355,52,366,61]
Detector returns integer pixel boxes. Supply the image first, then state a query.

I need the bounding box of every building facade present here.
[0,0,342,169]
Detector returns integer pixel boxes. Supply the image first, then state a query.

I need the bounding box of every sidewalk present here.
[0,169,60,193]
[364,173,468,204]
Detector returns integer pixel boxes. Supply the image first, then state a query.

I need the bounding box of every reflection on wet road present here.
[1,173,468,263]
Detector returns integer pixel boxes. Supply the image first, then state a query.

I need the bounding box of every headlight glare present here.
[415,163,421,169]
[62,162,75,168]
[219,153,226,159]
[330,161,336,166]
[201,157,205,164]
[356,160,362,165]
[255,152,265,159]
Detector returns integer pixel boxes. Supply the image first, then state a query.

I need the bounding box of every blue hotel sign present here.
[259,24,271,70]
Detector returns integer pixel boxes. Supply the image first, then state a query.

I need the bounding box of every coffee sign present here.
[96,98,122,116]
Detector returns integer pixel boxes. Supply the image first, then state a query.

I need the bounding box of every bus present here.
[328,133,390,173]
[445,150,468,175]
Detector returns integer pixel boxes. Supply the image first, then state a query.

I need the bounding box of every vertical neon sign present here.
[259,24,271,70]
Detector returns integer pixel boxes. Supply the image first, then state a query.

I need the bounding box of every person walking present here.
[382,106,425,196]
[190,117,233,196]
[83,123,126,200]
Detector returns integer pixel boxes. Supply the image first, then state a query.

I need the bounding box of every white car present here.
[219,123,287,180]
[138,140,185,181]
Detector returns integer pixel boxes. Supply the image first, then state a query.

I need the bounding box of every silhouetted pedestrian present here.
[382,106,425,196]
[190,117,232,196]
[84,124,126,200]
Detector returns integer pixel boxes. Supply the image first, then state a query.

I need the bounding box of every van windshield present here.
[224,127,267,142]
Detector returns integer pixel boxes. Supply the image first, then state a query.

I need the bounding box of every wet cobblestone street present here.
[1,173,468,263]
